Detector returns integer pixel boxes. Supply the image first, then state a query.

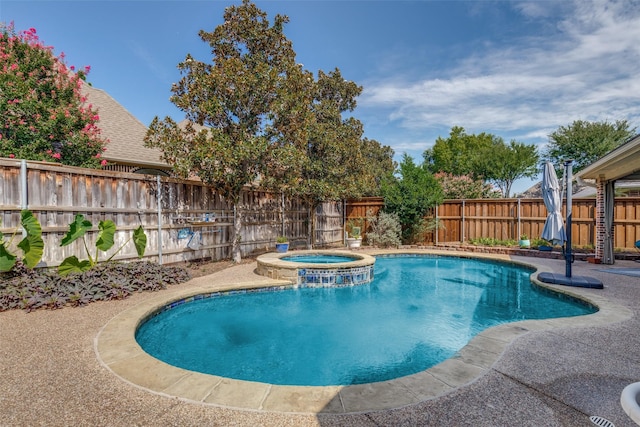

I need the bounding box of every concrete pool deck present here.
[2,249,640,426]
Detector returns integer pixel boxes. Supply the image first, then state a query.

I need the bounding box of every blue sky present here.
[2,0,639,194]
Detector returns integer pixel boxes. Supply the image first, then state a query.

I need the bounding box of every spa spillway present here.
[256,250,375,287]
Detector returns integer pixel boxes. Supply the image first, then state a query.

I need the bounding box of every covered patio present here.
[576,134,640,264]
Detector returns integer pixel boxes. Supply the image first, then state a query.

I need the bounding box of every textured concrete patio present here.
[1,250,639,426]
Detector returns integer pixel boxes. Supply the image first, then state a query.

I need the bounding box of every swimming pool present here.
[135,254,596,387]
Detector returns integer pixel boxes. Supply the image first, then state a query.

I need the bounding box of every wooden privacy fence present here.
[0,159,343,267]
[344,197,383,237]
[346,197,640,250]
[434,198,640,249]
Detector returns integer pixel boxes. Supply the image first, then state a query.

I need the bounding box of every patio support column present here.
[603,179,615,264]
[595,178,606,262]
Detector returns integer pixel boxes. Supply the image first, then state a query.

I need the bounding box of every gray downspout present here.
[156,175,163,265]
[20,160,28,237]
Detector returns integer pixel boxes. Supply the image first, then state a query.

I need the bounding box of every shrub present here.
[468,237,518,247]
[0,261,191,312]
[367,211,402,248]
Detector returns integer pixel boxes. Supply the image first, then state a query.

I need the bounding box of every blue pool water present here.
[136,255,596,386]
[281,254,357,263]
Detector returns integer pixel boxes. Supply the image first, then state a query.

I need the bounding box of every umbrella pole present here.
[564,160,573,278]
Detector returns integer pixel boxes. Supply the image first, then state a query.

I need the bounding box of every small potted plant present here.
[275,236,289,253]
[346,226,362,249]
[537,239,553,251]
[519,234,530,248]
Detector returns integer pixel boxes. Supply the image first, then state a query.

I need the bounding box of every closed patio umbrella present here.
[541,162,566,246]
[537,160,602,288]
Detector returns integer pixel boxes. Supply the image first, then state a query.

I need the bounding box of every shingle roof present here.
[83,85,168,168]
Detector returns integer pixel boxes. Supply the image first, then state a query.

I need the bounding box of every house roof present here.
[516,178,591,199]
[576,134,640,181]
[83,85,169,169]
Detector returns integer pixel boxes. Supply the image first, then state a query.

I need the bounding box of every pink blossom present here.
[70,65,75,71]
[10,63,18,71]
[9,154,15,158]
[92,114,99,121]
[84,65,91,72]
[52,153,61,159]
[100,159,107,166]
[95,153,101,158]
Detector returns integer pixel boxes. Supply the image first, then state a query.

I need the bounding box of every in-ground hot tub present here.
[256,250,375,287]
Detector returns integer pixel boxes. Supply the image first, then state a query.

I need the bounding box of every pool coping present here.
[94,249,632,415]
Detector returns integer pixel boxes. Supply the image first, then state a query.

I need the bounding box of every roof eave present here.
[576,134,640,181]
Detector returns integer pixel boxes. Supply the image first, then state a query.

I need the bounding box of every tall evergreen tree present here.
[381,154,443,243]
[145,1,311,262]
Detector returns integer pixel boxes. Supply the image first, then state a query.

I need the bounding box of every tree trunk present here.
[232,204,242,263]
[504,181,512,198]
[307,203,315,249]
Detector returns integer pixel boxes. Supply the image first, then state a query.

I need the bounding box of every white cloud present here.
[361,0,640,144]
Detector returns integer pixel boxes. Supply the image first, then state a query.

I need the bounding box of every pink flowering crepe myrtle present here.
[0,23,108,167]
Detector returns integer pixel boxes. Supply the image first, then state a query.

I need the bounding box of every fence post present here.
[156,175,163,265]
[435,205,439,245]
[20,160,28,237]
[517,198,521,240]
[281,192,285,237]
[461,200,465,243]
[343,199,346,245]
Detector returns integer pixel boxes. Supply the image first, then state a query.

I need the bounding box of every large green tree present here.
[545,120,636,174]
[145,0,311,262]
[424,126,539,197]
[276,69,394,248]
[423,126,495,178]
[381,154,443,243]
[477,139,539,198]
[0,24,107,167]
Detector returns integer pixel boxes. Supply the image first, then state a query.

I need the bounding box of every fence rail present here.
[0,159,343,267]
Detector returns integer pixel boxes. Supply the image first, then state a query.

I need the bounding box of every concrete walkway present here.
[1,251,639,426]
